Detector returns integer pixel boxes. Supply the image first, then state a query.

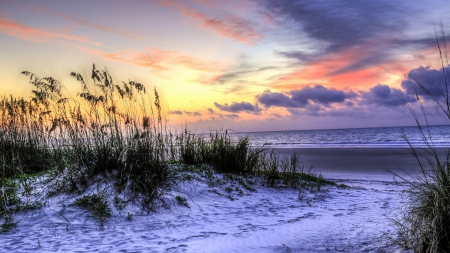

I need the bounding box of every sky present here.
[1,0,450,132]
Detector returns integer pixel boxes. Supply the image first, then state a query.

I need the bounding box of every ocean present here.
[232,125,450,148]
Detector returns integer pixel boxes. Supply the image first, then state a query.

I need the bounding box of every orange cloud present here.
[271,47,422,91]
[273,65,397,92]
[83,47,225,73]
[0,17,100,45]
[31,7,142,40]
[161,0,261,44]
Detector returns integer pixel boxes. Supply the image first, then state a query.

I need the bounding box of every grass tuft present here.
[71,192,111,225]
[175,195,189,208]
[0,214,18,233]
[393,28,450,253]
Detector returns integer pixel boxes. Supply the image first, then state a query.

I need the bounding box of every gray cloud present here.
[215,64,450,119]
[327,50,388,76]
[291,85,355,106]
[212,66,276,86]
[402,65,450,99]
[264,1,404,50]
[362,84,415,107]
[257,85,355,108]
[278,51,314,62]
[200,55,278,89]
[265,1,437,74]
[223,114,239,119]
[257,91,296,108]
[214,101,261,113]
[169,110,183,115]
[184,111,202,116]
[169,110,202,116]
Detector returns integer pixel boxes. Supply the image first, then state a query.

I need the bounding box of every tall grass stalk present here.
[0,65,175,205]
[0,64,325,212]
[394,29,450,253]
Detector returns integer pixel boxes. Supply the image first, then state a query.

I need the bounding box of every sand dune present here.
[1,172,412,252]
[1,147,431,252]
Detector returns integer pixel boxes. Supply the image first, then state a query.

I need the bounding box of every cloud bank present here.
[202,66,449,120]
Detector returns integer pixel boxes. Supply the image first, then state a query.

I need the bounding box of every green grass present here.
[0,214,18,233]
[0,171,44,232]
[175,195,189,208]
[71,192,111,225]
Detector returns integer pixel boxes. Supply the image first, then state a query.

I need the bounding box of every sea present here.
[231,125,450,148]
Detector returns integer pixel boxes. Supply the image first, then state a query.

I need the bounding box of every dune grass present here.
[392,30,450,253]
[71,192,111,225]
[392,128,450,252]
[0,64,330,229]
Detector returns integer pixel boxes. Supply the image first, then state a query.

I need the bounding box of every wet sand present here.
[273,148,449,181]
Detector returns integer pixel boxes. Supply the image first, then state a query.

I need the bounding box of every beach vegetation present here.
[258,150,331,190]
[0,64,333,228]
[178,129,267,174]
[298,187,306,200]
[71,192,111,225]
[175,195,189,208]
[0,180,20,211]
[0,214,18,233]
[224,173,256,192]
[113,196,126,211]
[393,29,450,253]
[0,171,44,231]
[126,212,133,221]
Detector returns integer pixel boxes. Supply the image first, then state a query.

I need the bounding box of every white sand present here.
[0,170,413,253]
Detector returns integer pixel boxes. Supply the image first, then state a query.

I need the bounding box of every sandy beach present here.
[0,147,433,252]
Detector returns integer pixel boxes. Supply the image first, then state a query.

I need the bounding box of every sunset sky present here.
[1,0,450,132]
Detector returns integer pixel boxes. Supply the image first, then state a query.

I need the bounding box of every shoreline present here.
[272,147,449,181]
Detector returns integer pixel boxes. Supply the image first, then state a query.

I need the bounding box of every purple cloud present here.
[257,85,355,108]
[362,84,414,107]
[214,101,261,113]
[402,65,450,99]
